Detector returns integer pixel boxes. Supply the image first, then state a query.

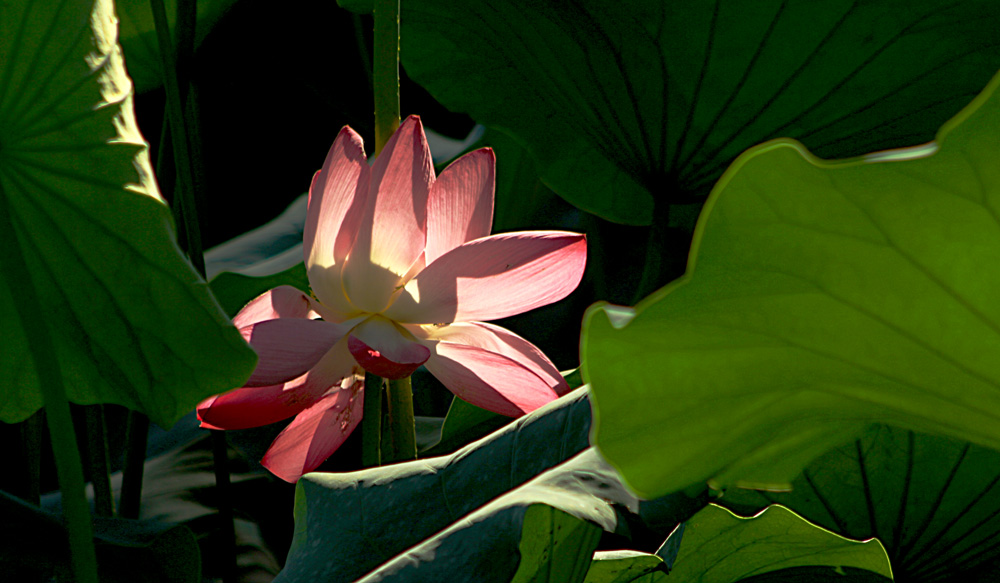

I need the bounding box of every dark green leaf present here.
[720,426,1000,582]
[209,262,309,318]
[403,0,1000,224]
[511,505,603,583]
[0,0,256,427]
[584,551,667,583]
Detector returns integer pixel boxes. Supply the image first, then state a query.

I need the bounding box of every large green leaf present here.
[581,505,893,583]
[402,0,1000,224]
[582,69,1000,498]
[669,505,893,583]
[0,0,256,426]
[720,426,1000,582]
[276,389,706,582]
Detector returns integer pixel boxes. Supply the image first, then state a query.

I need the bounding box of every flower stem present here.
[0,183,99,583]
[20,409,44,505]
[383,377,417,463]
[362,372,384,467]
[373,0,400,156]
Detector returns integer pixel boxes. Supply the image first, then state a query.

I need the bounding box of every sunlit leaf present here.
[721,426,1000,582]
[510,505,602,583]
[582,70,1000,497]
[669,505,893,583]
[403,0,1000,224]
[0,0,256,426]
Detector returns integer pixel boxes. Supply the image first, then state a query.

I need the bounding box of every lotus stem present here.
[373,0,400,156]
[362,372,384,467]
[383,376,417,463]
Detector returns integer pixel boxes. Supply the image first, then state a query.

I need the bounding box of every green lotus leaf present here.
[669,505,893,583]
[582,69,1000,497]
[402,0,1000,224]
[720,425,1000,582]
[0,0,256,427]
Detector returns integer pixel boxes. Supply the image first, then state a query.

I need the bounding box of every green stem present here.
[150,0,204,276]
[373,0,400,156]
[84,405,114,517]
[0,185,98,583]
[382,376,417,463]
[361,372,383,467]
[118,411,149,519]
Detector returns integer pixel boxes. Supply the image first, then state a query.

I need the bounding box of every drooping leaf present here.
[277,389,706,581]
[402,0,1000,224]
[668,504,893,583]
[582,69,1000,498]
[0,0,256,427]
[720,425,1000,582]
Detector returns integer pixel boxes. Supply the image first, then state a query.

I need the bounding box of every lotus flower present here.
[198,116,586,481]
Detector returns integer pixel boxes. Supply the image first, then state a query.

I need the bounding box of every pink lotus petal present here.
[242,318,347,387]
[305,127,371,317]
[386,231,587,323]
[197,377,314,430]
[233,286,317,329]
[425,148,495,265]
[421,321,569,395]
[261,377,364,482]
[422,341,559,416]
[342,116,433,313]
[348,316,430,379]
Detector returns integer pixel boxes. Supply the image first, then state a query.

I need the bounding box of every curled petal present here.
[425,148,495,265]
[386,231,587,323]
[197,378,313,430]
[242,318,347,387]
[261,377,364,483]
[419,322,569,395]
[342,116,433,313]
[348,316,430,379]
[233,286,317,329]
[422,342,559,416]
[305,127,370,317]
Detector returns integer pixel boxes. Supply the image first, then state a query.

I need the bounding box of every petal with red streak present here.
[387,231,586,323]
[305,127,370,316]
[422,341,559,417]
[341,116,433,313]
[425,148,495,265]
[261,378,364,482]
[348,316,430,379]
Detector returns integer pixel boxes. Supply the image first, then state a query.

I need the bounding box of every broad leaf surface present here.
[510,505,602,583]
[669,505,893,583]
[721,426,1000,582]
[0,0,255,426]
[277,389,706,582]
[584,550,667,583]
[403,0,1000,224]
[582,70,1000,497]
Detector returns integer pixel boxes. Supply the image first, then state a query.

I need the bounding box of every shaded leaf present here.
[209,263,310,318]
[0,0,255,427]
[720,426,1000,582]
[584,550,667,583]
[669,504,893,583]
[277,389,706,581]
[511,505,602,583]
[582,68,1000,497]
[403,0,1000,224]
